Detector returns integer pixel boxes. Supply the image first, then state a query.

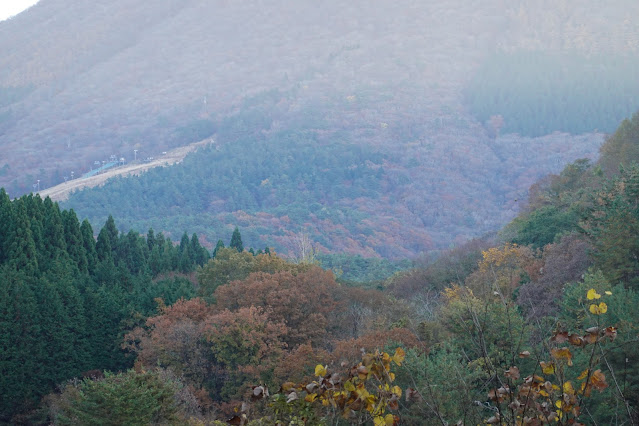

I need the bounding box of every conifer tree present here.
[103,215,119,253]
[230,226,244,252]
[7,199,39,275]
[146,228,156,251]
[41,198,68,272]
[96,227,113,263]
[80,219,97,275]
[212,239,225,258]
[190,233,209,266]
[62,209,88,274]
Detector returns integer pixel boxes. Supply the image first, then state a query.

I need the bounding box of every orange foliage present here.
[214,266,341,348]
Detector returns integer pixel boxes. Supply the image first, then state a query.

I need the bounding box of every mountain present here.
[2,0,639,256]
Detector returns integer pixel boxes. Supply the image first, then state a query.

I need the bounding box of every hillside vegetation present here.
[3,1,639,254]
[2,112,639,424]
[62,102,602,257]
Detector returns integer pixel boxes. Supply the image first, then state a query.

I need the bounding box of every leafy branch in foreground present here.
[248,348,406,425]
[486,288,620,425]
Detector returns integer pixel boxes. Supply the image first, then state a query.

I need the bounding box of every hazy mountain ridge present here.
[2,0,638,194]
[3,0,639,255]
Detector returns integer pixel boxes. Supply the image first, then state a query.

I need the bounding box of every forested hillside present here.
[4,0,639,254]
[0,192,207,422]
[2,113,639,424]
[61,100,602,257]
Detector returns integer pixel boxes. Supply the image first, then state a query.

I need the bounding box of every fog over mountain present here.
[2,0,639,255]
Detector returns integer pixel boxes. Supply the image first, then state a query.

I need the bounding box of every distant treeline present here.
[466,51,639,136]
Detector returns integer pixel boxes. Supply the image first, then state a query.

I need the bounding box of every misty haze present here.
[1,1,639,424]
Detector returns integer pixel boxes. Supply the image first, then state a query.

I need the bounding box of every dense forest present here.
[2,112,639,424]
[61,100,602,258]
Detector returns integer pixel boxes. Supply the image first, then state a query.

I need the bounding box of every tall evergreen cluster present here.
[0,191,208,422]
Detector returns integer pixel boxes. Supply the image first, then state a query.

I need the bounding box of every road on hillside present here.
[37,139,213,202]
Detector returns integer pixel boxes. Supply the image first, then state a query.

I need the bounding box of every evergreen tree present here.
[22,194,45,267]
[212,239,225,258]
[103,215,119,254]
[0,268,44,420]
[96,228,113,263]
[190,233,209,266]
[62,209,89,274]
[230,226,244,252]
[41,198,68,272]
[80,219,97,275]
[146,228,156,251]
[7,199,39,275]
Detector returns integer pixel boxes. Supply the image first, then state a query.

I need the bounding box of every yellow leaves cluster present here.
[373,414,398,426]
[589,302,608,315]
[479,243,525,272]
[586,288,601,299]
[487,311,617,425]
[289,348,404,423]
[586,288,612,315]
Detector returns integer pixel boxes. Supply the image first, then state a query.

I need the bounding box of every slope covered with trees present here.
[1,0,635,196]
[0,192,208,422]
[4,112,636,424]
[61,101,602,257]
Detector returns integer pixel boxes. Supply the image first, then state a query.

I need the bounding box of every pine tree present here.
[190,233,209,266]
[0,267,44,419]
[103,215,119,254]
[178,232,193,273]
[7,199,39,275]
[212,239,225,258]
[80,219,98,275]
[230,226,244,252]
[22,194,45,267]
[146,228,156,251]
[62,209,89,274]
[41,198,68,272]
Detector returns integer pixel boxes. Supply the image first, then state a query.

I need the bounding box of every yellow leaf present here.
[589,302,608,315]
[373,416,386,426]
[388,372,396,382]
[539,389,549,397]
[305,393,317,403]
[393,347,406,366]
[605,291,612,295]
[540,361,555,375]
[315,364,327,377]
[344,381,355,392]
[357,387,370,399]
[577,369,589,380]
[587,289,601,300]
[563,381,575,395]
[392,385,402,397]
[384,414,396,425]
[555,400,562,408]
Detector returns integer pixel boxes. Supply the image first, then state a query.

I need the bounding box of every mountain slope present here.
[1,0,638,195]
[3,0,639,256]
